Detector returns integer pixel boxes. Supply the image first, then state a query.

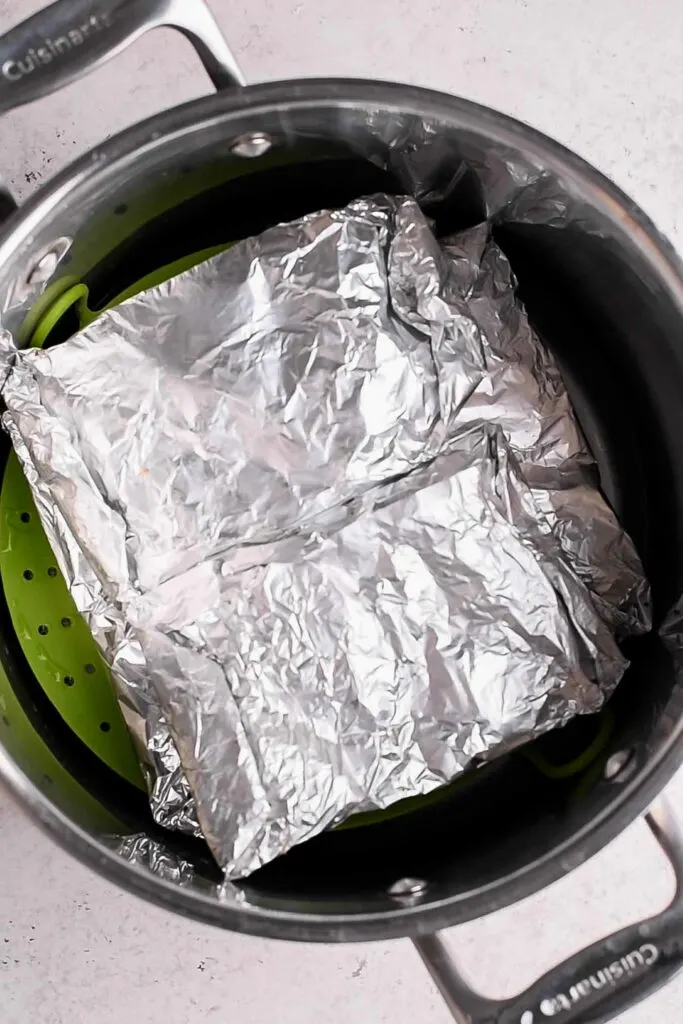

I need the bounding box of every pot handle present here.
[414,795,683,1024]
[0,0,245,117]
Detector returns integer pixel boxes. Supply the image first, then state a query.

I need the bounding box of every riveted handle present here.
[415,796,683,1024]
[0,0,245,117]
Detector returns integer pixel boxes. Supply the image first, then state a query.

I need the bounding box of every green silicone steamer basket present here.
[0,154,616,861]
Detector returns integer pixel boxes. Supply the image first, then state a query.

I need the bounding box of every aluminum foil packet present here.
[0,194,651,877]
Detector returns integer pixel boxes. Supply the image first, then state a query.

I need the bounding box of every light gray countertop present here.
[1,1,682,1021]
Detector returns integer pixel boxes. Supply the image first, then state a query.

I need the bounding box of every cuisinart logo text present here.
[2,13,111,82]
[528,943,659,1019]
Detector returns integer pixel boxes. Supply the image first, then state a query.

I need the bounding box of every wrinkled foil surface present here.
[1,195,651,877]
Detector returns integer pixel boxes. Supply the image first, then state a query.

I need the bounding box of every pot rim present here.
[1,77,683,941]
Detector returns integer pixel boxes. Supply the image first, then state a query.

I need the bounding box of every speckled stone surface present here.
[0,1,682,1021]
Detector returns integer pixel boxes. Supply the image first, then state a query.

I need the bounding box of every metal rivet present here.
[388,877,428,904]
[229,131,273,159]
[604,749,636,782]
[25,238,71,287]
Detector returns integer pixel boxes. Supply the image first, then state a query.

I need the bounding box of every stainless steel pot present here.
[2,2,683,1022]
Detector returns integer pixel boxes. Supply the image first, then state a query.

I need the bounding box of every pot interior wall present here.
[2,99,683,923]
